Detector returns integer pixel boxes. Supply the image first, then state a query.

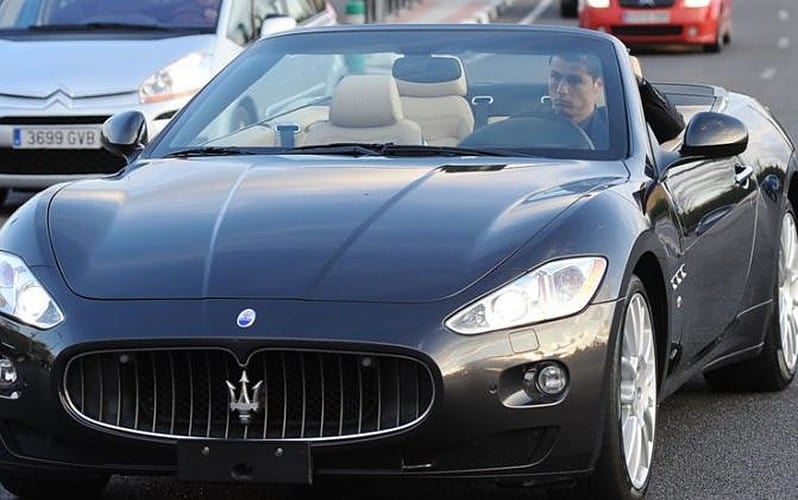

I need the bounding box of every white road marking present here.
[761,68,777,80]
[778,10,789,21]
[520,0,555,24]
[778,37,790,49]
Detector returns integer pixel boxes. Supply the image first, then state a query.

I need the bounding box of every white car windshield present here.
[0,0,221,29]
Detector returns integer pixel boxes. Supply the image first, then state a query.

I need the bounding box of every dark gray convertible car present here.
[0,24,795,499]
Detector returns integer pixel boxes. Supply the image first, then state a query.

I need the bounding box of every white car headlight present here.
[139,51,212,104]
[586,0,610,8]
[683,0,711,7]
[445,257,607,335]
[0,252,64,329]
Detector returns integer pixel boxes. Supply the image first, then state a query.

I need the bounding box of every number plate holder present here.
[177,440,312,484]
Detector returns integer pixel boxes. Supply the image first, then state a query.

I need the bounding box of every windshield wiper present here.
[280,143,519,157]
[379,144,522,157]
[279,143,393,157]
[164,146,260,158]
[29,22,173,31]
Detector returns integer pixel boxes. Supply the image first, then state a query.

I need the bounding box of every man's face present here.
[548,57,603,124]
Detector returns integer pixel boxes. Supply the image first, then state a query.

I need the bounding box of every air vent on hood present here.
[440,164,507,173]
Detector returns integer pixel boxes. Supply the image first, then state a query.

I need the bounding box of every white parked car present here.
[0,0,336,204]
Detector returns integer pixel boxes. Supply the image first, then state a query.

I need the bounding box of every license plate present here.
[623,10,671,24]
[12,126,102,149]
[177,440,312,484]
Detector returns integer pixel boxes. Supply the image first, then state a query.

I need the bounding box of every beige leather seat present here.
[302,74,422,146]
[392,56,474,146]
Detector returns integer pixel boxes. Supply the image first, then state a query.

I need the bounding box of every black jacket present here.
[639,78,685,143]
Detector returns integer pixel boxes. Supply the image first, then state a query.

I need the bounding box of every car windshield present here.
[0,0,221,30]
[148,27,629,160]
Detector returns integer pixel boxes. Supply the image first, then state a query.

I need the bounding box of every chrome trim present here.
[61,347,436,443]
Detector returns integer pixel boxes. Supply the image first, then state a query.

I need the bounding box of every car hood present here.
[48,157,625,301]
[0,34,213,99]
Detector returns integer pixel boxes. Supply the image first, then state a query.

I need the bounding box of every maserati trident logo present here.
[226,370,263,425]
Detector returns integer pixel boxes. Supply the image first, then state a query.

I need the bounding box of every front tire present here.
[569,275,657,499]
[704,208,798,391]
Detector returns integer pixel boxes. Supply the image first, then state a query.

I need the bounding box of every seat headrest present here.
[330,74,404,128]
[392,56,467,98]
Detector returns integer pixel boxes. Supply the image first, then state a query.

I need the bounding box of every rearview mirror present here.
[260,15,298,38]
[680,111,748,158]
[101,111,148,163]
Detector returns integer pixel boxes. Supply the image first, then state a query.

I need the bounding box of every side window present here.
[226,0,254,45]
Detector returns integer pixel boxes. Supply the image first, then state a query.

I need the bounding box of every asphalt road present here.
[1,1,798,498]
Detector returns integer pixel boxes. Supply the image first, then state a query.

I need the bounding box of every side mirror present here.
[260,15,297,38]
[101,111,148,163]
[680,111,748,158]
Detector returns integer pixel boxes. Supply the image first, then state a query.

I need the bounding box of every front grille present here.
[619,0,675,7]
[613,25,683,36]
[63,349,435,441]
[0,149,125,175]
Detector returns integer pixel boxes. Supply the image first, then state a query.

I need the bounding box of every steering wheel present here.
[459,110,595,150]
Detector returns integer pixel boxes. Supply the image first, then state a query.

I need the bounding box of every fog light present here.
[0,356,17,387]
[688,26,699,37]
[537,364,568,395]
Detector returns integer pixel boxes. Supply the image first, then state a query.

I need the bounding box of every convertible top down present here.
[0,24,794,499]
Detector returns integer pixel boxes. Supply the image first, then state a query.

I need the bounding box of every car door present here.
[663,154,757,361]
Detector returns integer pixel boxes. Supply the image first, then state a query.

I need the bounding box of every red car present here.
[579,0,732,52]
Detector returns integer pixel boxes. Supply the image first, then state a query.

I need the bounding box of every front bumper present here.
[0,293,621,485]
[581,6,720,45]
[0,93,189,189]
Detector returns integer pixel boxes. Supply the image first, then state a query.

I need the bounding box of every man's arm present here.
[638,77,685,144]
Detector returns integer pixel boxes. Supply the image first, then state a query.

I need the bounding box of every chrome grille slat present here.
[262,354,268,440]
[63,348,434,442]
[376,358,382,431]
[116,357,122,427]
[97,355,104,422]
[318,354,325,438]
[223,356,230,440]
[356,361,363,434]
[187,352,194,436]
[338,355,344,436]
[79,359,85,413]
[281,352,288,439]
[151,354,157,433]
[133,354,140,430]
[205,352,212,438]
[169,353,176,435]
[300,353,306,439]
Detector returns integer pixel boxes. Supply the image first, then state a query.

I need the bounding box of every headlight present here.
[445,257,607,335]
[139,51,212,104]
[586,0,610,8]
[683,0,711,7]
[0,252,64,329]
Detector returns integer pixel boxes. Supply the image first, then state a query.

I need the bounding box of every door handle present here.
[734,164,754,187]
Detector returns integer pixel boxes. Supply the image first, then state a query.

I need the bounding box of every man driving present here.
[548,53,609,149]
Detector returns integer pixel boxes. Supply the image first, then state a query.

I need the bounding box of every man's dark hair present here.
[549,53,603,81]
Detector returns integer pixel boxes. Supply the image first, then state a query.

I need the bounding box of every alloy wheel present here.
[619,292,656,489]
[778,212,798,372]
